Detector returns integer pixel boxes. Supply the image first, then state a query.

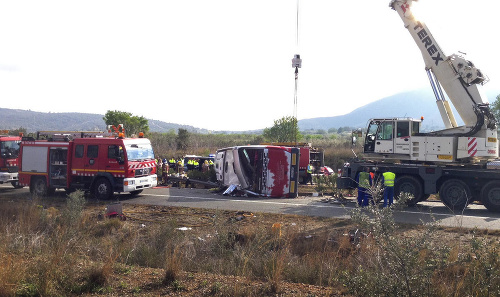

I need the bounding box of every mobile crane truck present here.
[19,130,157,199]
[337,0,500,212]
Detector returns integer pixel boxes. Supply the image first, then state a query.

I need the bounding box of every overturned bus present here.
[215,145,299,198]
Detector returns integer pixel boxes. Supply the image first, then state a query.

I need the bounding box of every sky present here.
[0,0,499,131]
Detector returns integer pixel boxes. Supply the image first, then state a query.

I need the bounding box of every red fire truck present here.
[19,131,157,199]
[261,142,324,184]
[0,132,22,188]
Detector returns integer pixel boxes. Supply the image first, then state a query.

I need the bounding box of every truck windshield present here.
[125,143,155,161]
[0,140,20,159]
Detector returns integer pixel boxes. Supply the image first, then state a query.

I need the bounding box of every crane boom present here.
[389,0,491,130]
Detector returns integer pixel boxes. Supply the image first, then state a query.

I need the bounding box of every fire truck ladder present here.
[36,131,116,141]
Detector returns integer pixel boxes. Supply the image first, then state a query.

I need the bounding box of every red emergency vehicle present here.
[19,131,157,199]
[0,133,22,188]
[261,142,324,184]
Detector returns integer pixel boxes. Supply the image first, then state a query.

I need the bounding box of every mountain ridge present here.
[1,88,499,133]
[298,88,500,132]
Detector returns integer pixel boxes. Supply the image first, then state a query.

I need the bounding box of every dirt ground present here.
[83,199,353,296]
[84,206,349,297]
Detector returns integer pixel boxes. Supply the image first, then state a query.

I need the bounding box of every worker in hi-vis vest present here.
[382,171,396,207]
[306,163,313,185]
[355,167,372,207]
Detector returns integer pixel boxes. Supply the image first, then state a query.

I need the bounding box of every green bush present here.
[187,167,217,183]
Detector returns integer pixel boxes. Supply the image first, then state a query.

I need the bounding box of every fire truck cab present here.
[19,131,157,199]
[0,134,22,188]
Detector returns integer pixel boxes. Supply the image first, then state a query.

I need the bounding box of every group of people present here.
[155,156,216,185]
[186,158,214,172]
[156,157,181,185]
[356,167,395,208]
[156,157,182,172]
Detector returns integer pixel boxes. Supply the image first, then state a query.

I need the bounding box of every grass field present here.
[1,190,500,296]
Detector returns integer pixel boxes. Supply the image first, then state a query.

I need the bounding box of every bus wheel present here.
[93,178,113,200]
[481,181,500,213]
[440,179,471,212]
[30,177,48,196]
[394,175,422,206]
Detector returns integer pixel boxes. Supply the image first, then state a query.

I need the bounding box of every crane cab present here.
[364,118,422,158]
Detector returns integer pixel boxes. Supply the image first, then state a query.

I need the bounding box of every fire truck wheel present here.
[30,177,48,197]
[481,181,500,213]
[130,190,143,196]
[93,178,113,200]
[11,181,24,189]
[439,179,471,212]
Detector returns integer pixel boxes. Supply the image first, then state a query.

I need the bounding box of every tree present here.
[176,128,190,151]
[263,116,302,143]
[8,127,26,136]
[490,94,500,125]
[103,110,149,136]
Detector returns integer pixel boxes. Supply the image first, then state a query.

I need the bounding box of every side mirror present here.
[114,146,125,164]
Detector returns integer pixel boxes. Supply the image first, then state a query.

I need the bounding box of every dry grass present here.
[0,190,500,296]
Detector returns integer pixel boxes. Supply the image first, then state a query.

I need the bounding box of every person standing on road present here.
[382,170,396,207]
[307,163,314,185]
[162,161,169,185]
[356,167,372,207]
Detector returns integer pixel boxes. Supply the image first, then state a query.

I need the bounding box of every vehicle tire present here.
[11,181,23,189]
[30,177,48,196]
[439,179,471,212]
[480,181,500,212]
[394,175,423,206]
[93,178,113,200]
[130,190,143,196]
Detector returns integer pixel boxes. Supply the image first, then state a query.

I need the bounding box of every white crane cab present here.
[364,118,422,160]
[363,117,498,163]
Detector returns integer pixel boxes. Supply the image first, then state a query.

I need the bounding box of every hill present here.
[298,88,500,132]
[0,108,207,133]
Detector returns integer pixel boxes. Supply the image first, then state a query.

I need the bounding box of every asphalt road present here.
[3,184,500,230]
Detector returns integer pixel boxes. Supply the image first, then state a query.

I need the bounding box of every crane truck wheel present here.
[30,177,48,197]
[93,178,113,200]
[394,175,423,206]
[439,179,471,212]
[480,181,500,213]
